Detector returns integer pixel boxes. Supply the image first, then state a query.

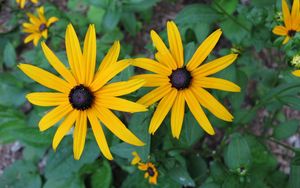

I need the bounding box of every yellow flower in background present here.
[131,21,240,138]
[19,24,147,160]
[273,0,300,44]
[22,7,58,46]
[131,151,142,165]
[138,162,158,185]
[16,0,38,9]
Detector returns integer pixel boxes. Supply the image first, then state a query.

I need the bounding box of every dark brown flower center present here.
[69,85,94,110]
[288,30,296,37]
[169,67,192,90]
[147,167,155,177]
[39,23,47,32]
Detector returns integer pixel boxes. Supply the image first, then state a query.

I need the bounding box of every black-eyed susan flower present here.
[138,162,158,184]
[16,0,38,9]
[19,24,147,160]
[273,0,300,44]
[22,7,58,46]
[131,151,142,165]
[131,21,240,138]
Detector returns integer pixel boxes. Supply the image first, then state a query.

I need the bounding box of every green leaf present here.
[122,0,158,11]
[210,161,228,183]
[274,120,299,140]
[91,160,112,188]
[224,133,251,172]
[3,41,16,68]
[288,154,300,188]
[176,4,220,25]
[186,153,208,184]
[121,12,139,36]
[44,175,84,188]
[168,165,195,187]
[212,0,239,15]
[251,0,274,7]
[87,6,105,33]
[102,5,121,31]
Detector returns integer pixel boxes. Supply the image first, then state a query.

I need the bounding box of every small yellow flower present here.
[138,162,158,185]
[131,21,240,138]
[273,0,300,44]
[19,24,146,160]
[131,151,141,165]
[16,0,38,9]
[291,54,300,68]
[22,7,58,46]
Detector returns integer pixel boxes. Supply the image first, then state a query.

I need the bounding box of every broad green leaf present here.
[186,153,208,184]
[224,133,251,171]
[274,120,299,140]
[210,161,228,183]
[44,175,84,188]
[251,0,274,7]
[87,6,105,33]
[168,165,195,187]
[91,161,112,188]
[121,12,139,36]
[3,41,16,68]
[102,6,121,31]
[288,154,300,188]
[212,0,239,15]
[122,0,158,11]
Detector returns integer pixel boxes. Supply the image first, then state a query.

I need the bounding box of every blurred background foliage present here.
[1,0,300,187]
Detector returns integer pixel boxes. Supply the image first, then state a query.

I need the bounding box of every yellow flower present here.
[22,7,58,46]
[19,24,147,160]
[138,162,158,185]
[16,0,38,9]
[273,0,300,44]
[131,21,240,138]
[131,151,141,165]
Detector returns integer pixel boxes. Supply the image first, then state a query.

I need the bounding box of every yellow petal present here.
[131,58,172,76]
[272,25,288,36]
[27,13,41,25]
[150,30,177,69]
[98,41,120,72]
[292,70,300,76]
[167,21,184,68]
[292,0,300,25]
[47,17,59,27]
[52,110,78,150]
[283,36,290,44]
[97,79,145,96]
[83,24,96,85]
[37,7,46,23]
[38,103,73,131]
[87,110,113,160]
[192,54,238,77]
[155,52,176,69]
[90,59,130,92]
[138,163,148,171]
[149,89,177,134]
[191,86,233,122]
[24,34,35,44]
[41,42,77,86]
[130,74,169,87]
[95,106,144,146]
[186,29,222,71]
[41,29,48,39]
[131,151,141,165]
[31,0,38,3]
[18,64,72,93]
[26,92,68,106]
[184,89,215,135]
[137,84,172,106]
[193,77,241,92]
[33,34,41,46]
[65,24,83,83]
[96,96,147,113]
[282,0,292,28]
[171,91,185,138]
[73,111,87,160]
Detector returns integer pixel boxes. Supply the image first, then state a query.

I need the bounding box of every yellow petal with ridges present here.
[18,64,72,93]
[149,89,177,134]
[95,106,144,146]
[98,41,120,72]
[87,110,113,160]
[26,92,67,106]
[137,84,172,106]
[38,103,73,131]
[131,58,172,76]
[52,110,78,150]
[130,74,169,87]
[47,17,59,27]
[171,91,185,138]
[184,89,215,135]
[83,24,96,85]
[167,21,184,68]
[97,79,145,96]
[272,25,288,36]
[282,0,292,28]
[186,29,222,71]
[73,111,87,160]
[193,77,241,92]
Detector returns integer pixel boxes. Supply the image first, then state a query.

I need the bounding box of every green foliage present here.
[1,0,300,187]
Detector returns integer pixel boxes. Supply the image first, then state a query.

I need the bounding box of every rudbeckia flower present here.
[273,0,300,44]
[19,24,147,160]
[22,7,58,46]
[131,21,240,138]
[138,162,158,185]
[16,0,38,9]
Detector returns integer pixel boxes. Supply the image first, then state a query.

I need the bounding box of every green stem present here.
[268,137,298,153]
[214,2,251,32]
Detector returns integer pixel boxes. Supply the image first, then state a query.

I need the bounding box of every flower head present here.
[22,7,58,46]
[138,162,158,185]
[131,21,240,138]
[272,0,300,44]
[16,0,38,9]
[19,24,147,160]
